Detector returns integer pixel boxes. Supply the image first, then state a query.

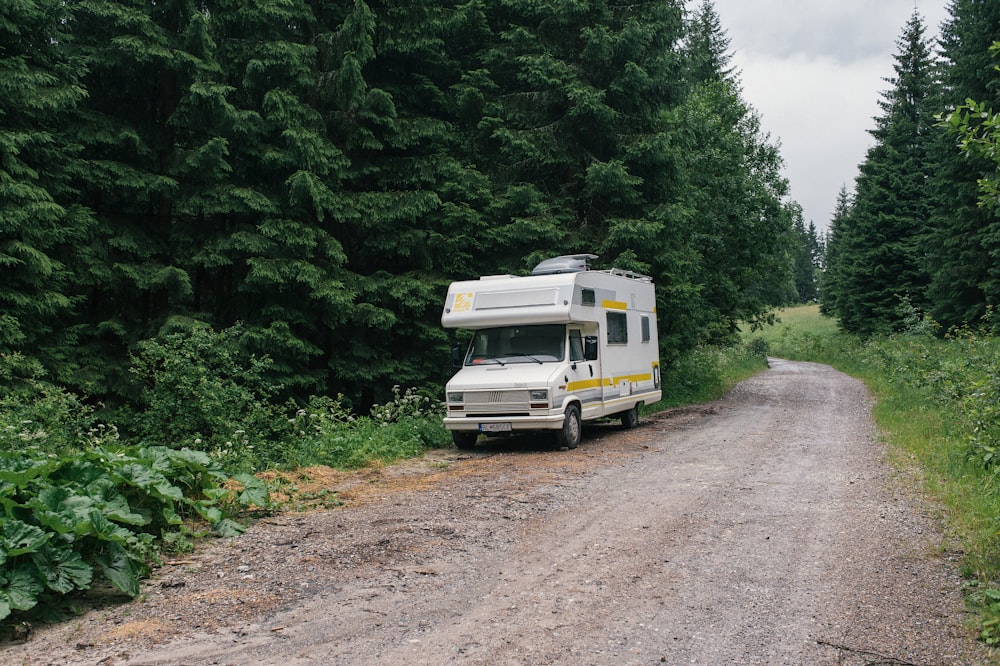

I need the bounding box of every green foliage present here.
[0,441,259,622]
[789,208,822,304]
[658,340,769,408]
[0,354,99,455]
[269,390,448,471]
[0,0,93,371]
[1,0,802,410]
[969,583,1000,646]
[923,3,1000,330]
[123,324,283,471]
[942,90,1000,210]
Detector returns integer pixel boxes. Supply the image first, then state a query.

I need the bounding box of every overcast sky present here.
[695,0,953,233]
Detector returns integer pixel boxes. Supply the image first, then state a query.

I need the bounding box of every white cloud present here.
[711,0,949,62]
[692,0,954,231]
[735,51,890,227]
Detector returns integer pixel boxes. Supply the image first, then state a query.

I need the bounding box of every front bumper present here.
[443,413,567,432]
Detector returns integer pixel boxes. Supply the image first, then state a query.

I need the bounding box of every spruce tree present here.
[835,12,936,336]
[684,0,736,84]
[927,0,1000,327]
[0,0,92,375]
[819,186,853,317]
[201,0,359,396]
[472,0,687,271]
[66,0,232,395]
[314,0,496,405]
[790,211,821,303]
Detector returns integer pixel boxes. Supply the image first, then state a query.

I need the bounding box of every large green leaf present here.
[2,565,44,611]
[230,473,270,508]
[86,478,149,526]
[30,543,93,594]
[212,518,246,538]
[2,519,49,556]
[31,486,96,534]
[191,502,222,524]
[94,543,142,597]
[112,463,184,502]
[86,510,135,546]
[0,457,61,488]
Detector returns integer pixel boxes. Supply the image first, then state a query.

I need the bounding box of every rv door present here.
[568,329,601,416]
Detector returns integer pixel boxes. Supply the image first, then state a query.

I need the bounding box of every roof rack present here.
[605,267,653,283]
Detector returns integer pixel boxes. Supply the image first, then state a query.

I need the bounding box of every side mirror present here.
[584,336,598,361]
[451,343,465,369]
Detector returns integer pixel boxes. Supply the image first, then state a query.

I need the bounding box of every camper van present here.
[441,254,661,449]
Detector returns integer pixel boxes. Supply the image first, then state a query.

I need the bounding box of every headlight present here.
[530,389,548,402]
[447,392,464,403]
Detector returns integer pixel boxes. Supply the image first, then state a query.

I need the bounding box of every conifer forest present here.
[3,0,1000,424]
[2,0,808,412]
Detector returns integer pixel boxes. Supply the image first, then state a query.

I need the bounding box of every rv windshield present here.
[466,324,566,365]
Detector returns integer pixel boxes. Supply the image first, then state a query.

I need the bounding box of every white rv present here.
[441,254,661,449]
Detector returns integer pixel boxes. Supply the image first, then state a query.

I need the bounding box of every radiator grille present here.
[463,389,529,414]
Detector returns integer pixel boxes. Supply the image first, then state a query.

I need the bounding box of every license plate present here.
[479,423,512,433]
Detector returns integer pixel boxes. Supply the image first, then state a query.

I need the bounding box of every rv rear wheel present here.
[452,431,479,450]
[555,404,581,450]
[621,405,639,429]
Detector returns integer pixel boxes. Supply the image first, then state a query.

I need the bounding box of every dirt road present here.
[7,359,995,665]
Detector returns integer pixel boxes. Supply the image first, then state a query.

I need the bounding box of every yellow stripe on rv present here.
[566,378,603,391]
[567,373,653,392]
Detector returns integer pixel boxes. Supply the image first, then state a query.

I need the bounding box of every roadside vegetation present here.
[0,328,766,628]
[747,304,1000,644]
[0,337,450,627]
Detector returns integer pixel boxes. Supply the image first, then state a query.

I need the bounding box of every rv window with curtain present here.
[607,312,627,344]
[641,316,651,342]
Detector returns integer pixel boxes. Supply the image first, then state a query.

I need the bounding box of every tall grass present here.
[747,305,1000,644]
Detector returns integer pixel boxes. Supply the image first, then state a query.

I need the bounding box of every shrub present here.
[267,391,449,471]
[0,353,97,455]
[123,324,282,470]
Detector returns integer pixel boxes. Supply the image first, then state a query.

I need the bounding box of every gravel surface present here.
[4,358,995,665]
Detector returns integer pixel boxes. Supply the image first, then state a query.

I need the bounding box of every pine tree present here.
[926,0,1000,327]
[835,12,937,336]
[0,0,92,373]
[684,0,736,85]
[790,210,821,303]
[819,186,852,317]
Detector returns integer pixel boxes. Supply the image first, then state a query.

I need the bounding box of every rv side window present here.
[581,289,596,306]
[641,316,651,342]
[607,312,628,344]
[569,330,585,361]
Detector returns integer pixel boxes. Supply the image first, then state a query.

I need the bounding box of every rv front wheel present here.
[556,404,582,450]
[621,405,639,429]
[452,431,478,449]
